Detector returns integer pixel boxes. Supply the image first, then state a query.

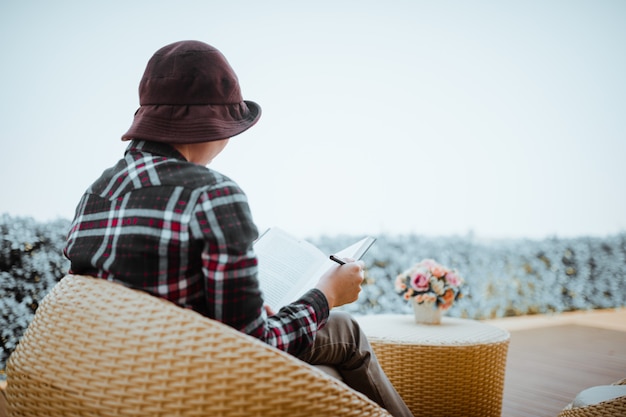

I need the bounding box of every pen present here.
[329,255,346,265]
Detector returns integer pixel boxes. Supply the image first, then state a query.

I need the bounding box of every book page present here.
[254,228,376,310]
[333,236,376,260]
[254,228,326,308]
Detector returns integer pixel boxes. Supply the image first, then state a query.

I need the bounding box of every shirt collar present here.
[125,140,188,161]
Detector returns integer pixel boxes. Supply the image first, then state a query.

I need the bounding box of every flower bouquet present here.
[394,259,464,324]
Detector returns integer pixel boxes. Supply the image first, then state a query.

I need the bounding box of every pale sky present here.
[1,0,625,239]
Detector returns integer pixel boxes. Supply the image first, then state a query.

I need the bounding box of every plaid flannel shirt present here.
[64,140,329,356]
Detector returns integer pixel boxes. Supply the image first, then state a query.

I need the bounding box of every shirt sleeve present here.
[192,180,329,356]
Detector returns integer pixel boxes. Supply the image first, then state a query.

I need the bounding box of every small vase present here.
[412,299,442,325]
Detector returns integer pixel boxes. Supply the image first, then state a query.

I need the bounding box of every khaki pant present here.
[297,311,414,417]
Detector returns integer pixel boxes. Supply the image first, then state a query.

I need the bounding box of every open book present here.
[254,227,376,310]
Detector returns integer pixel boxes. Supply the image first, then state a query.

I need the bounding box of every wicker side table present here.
[356,314,510,417]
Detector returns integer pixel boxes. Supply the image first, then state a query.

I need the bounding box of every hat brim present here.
[121,100,261,144]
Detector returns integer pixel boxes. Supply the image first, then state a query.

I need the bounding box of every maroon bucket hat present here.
[122,40,261,144]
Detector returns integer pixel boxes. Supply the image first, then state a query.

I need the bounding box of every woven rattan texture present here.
[370,338,509,417]
[557,379,626,417]
[6,275,390,417]
[357,314,510,346]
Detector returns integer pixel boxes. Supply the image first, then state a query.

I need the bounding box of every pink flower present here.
[410,270,430,291]
[420,259,437,268]
[445,272,462,287]
[398,259,464,310]
[394,275,407,292]
[430,264,446,278]
[422,294,437,304]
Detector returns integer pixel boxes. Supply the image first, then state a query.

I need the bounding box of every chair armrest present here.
[6,275,390,417]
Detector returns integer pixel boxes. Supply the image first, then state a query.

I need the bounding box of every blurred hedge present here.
[1,214,70,379]
[314,232,626,319]
[1,213,625,378]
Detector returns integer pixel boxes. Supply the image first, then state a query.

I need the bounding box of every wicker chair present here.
[557,379,626,417]
[6,275,390,417]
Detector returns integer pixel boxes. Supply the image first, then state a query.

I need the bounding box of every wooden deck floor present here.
[487,308,626,417]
